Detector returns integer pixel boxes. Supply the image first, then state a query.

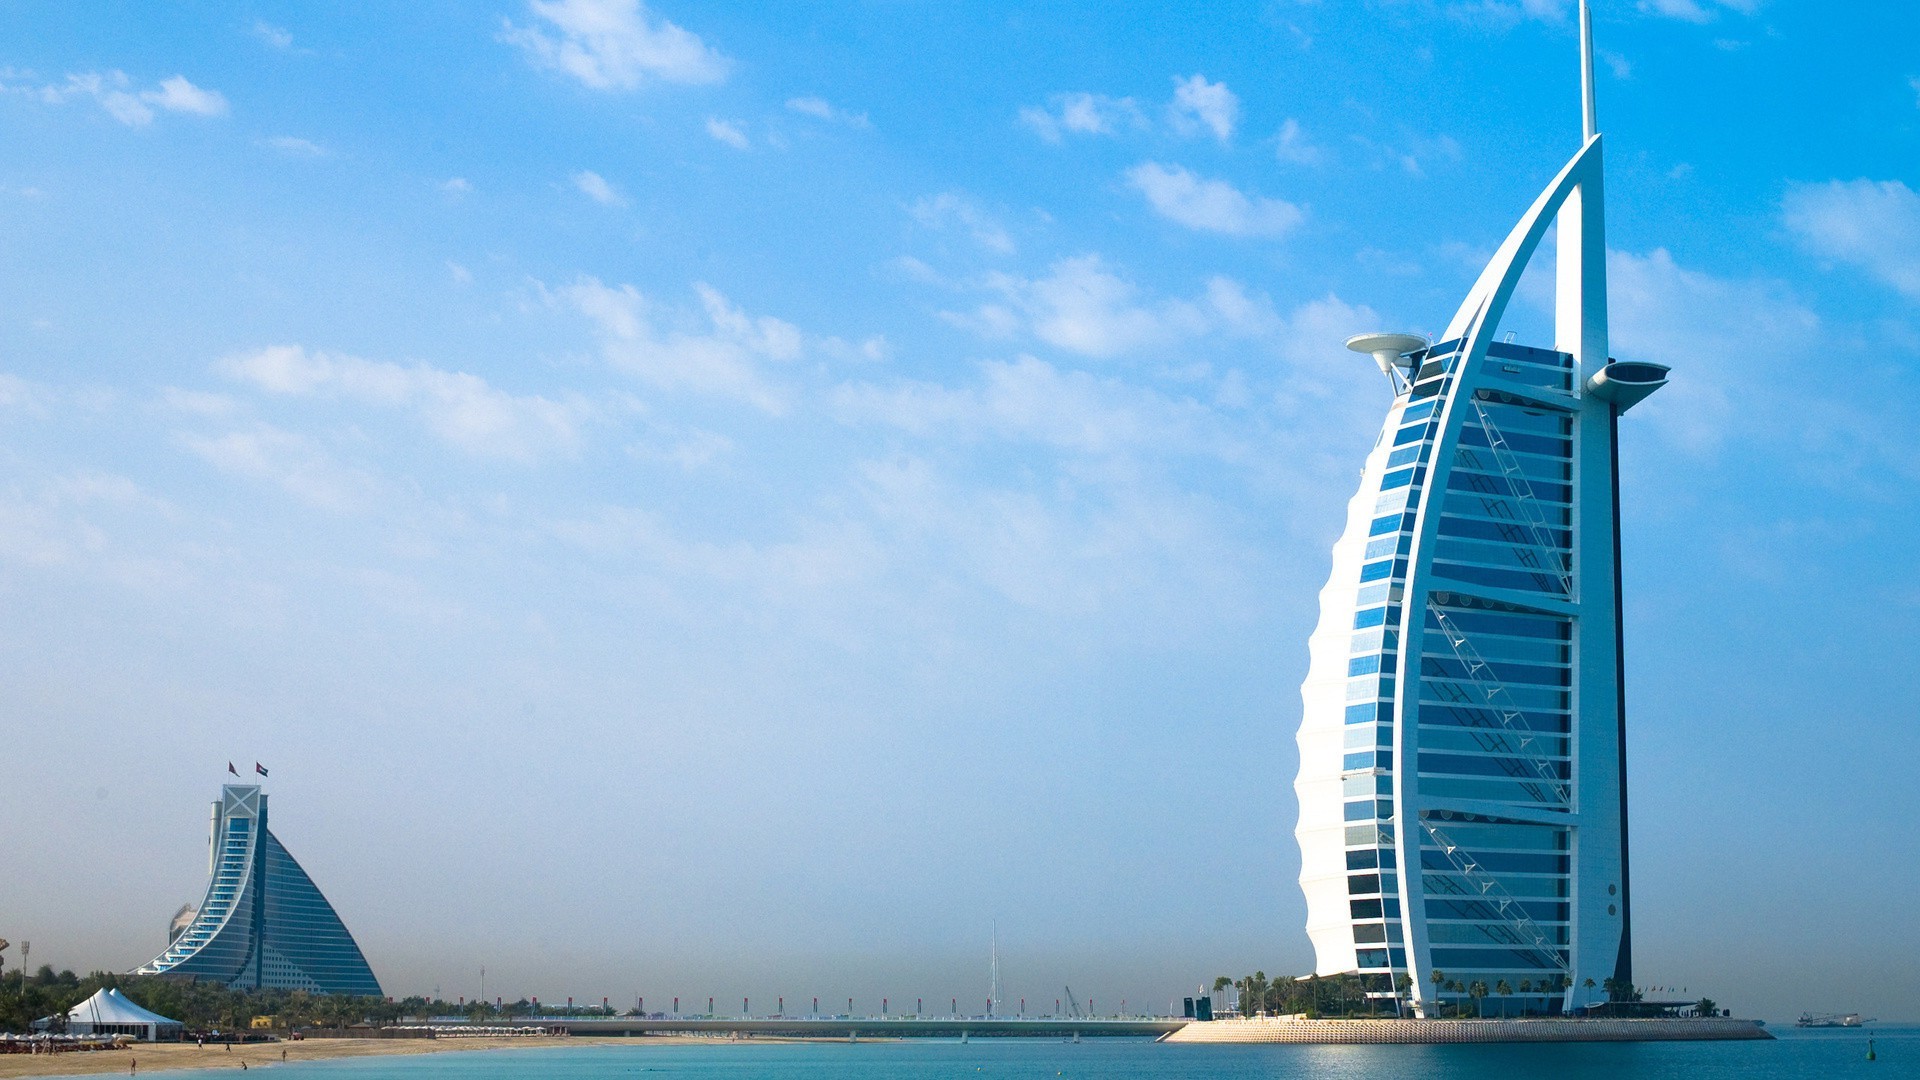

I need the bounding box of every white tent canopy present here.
[43,988,185,1041]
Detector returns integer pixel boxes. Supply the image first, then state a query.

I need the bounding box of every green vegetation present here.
[1,967,619,1035]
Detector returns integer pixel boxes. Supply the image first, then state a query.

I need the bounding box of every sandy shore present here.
[0,1036,702,1078]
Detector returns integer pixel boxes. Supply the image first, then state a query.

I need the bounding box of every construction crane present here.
[1063,986,1083,1018]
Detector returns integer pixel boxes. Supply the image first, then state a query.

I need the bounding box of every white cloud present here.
[835,355,1215,457]
[141,75,228,117]
[253,21,294,49]
[442,177,473,195]
[909,193,1015,255]
[1782,179,1920,299]
[177,424,377,512]
[1600,49,1632,80]
[1169,74,1238,142]
[572,169,627,206]
[1910,76,1920,108]
[1126,162,1303,238]
[948,255,1208,358]
[557,277,801,413]
[447,261,473,284]
[502,0,730,90]
[264,135,326,158]
[786,96,870,128]
[705,117,749,149]
[221,345,588,462]
[1018,92,1145,143]
[12,70,228,126]
[1636,0,1758,23]
[1274,118,1327,166]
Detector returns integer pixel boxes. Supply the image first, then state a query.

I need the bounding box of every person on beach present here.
[129,1058,136,1074]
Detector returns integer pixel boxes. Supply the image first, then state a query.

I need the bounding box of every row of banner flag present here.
[227,761,269,778]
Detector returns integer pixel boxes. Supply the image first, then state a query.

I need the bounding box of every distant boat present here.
[1796,1013,1873,1028]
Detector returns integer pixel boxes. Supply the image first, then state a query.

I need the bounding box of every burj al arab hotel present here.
[1292,2,1669,1018]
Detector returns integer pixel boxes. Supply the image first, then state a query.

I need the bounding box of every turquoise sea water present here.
[177,1028,1915,1080]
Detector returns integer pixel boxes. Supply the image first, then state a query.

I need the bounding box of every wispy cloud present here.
[1782,178,1920,299]
[1126,162,1303,238]
[252,21,294,49]
[221,345,590,462]
[1017,92,1146,143]
[572,169,627,206]
[1636,0,1759,23]
[263,135,327,158]
[1168,74,1239,142]
[7,70,229,126]
[705,117,749,149]
[501,0,730,91]
[1274,119,1327,166]
[910,193,1015,255]
[786,96,870,129]
[557,278,803,414]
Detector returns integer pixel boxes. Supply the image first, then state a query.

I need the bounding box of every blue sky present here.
[3,0,1917,1021]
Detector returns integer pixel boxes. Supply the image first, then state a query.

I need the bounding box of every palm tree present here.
[1494,980,1512,1018]
[1429,970,1446,1017]
[1468,981,1489,1018]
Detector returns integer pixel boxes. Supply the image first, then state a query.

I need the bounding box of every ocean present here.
[176,1027,1913,1080]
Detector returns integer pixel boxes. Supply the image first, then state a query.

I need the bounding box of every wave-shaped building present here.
[136,784,382,997]
[1293,2,1667,1018]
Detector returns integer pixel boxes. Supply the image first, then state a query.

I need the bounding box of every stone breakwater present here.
[1162,1017,1773,1043]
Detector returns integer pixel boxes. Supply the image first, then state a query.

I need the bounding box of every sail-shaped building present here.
[136,784,382,997]
[1292,2,1667,1018]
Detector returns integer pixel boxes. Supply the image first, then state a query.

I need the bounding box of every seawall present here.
[1161,1016,1772,1043]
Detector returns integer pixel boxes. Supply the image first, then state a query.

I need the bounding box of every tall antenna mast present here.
[1579,0,1598,140]
[989,921,999,1016]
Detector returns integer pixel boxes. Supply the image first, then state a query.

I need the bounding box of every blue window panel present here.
[1356,949,1391,969]
[1344,800,1377,821]
[1344,703,1381,725]
[1423,608,1569,640]
[1348,654,1382,677]
[1354,607,1386,629]
[1393,425,1427,446]
[1349,899,1383,920]
[1427,898,1566,922]
[1342,752,1375,771]
[1417,753,1571,780]
[1386,446,1422,468]
[1359,560,1394,583]
[1419,656,1570,688]
[1402,399,1437,422]
[1427,948,1565,970]
[1348,874,1381,895]
[1381,468,1415,490]
[1447,471,1572,505]
[1363,536,1398,559]
[1369,514,1402,536]
[1419,850,1569,875]
[1430,562,1569,597]
[1346,849,1380,870]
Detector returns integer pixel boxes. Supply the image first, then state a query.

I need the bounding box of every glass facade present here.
[136,785,382,997]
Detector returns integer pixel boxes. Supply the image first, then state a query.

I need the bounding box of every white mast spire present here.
[1580,0,1598,140]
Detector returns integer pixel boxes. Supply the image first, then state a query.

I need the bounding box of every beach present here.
[0,1037,683,1078]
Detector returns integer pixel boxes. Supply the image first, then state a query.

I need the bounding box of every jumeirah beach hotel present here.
[1292,2,1668,1018]
[136,784,382,997]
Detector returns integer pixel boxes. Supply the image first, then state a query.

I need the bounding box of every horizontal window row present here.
[1418,752,1570,781]
[1426,947,1566,971]
[1454,445,1571,482]
[1387,445,1424,469]
[1343,724,1393,750]
[1420,821,1569,851]
[1418,727,1565,759]
[1418,775,1569,805]
[1353,605,1401,630]
[1434,538,1570,577]
[1419,654,1570,689]
[1355,948,1406,970]
[1417,704,1569,734]
[1365,533,1414,559]
[1423,872,1569,901]
[1350,898,1403,920]
[1474,397,1573,436]
[1344,798,1394,821]
[1347,825,1396,847]
[1427,898,1566,922]
[1353,923,1404,943]
[1422,678,1570,712]
[1360,558,1407,583]
[1419,849,1568,875]
[1427,922,1569,946]
[1344,773,1395,796]
[1448,469,1572,506]
[1347,848,1398,870]
[1480,358,1572,392]
[1439,495,1572,529]
[1436,514,1570,550]
[1348,872,1399,895]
